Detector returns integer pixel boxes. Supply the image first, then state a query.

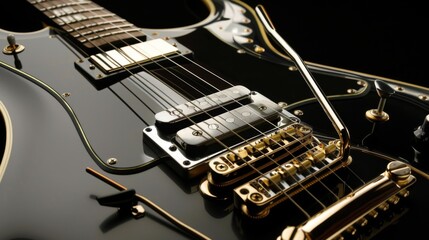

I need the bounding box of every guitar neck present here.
[28,0,146,51]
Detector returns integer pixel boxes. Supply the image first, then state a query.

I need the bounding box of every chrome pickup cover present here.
[143,86,297,178]
[174,94,281,156]
[155,85,251,132]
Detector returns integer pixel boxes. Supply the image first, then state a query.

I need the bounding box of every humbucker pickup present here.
[174,94,281,156]
[155,85,252,132]
[143,86,297,178]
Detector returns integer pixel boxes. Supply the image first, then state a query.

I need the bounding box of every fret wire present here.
[29,0,145,49]
[71,3,335,213]
[64,17,125,29]
[26,0,364,222]
[49,11,115,20]
[52,13,116,26]
[33,0,92,12]
[72,24,135,38]
[80,29,141,43]
[49,7,104,17]
[34,0,349,221]
[65,19,127,32]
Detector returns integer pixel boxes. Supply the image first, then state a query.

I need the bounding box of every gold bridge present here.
[277,161,415,240]
[200,122,349,211]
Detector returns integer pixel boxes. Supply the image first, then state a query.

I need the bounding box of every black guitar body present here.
[1,1,429,239]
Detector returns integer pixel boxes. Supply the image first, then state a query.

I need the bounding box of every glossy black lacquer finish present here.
[1,1,429,239]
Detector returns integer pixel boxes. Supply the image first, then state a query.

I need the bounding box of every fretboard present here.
[28,0,146,51]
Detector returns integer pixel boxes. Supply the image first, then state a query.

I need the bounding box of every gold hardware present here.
[3,34,25,55]
[277,161,415,239]
[418,95,428,101]
[254,45,265,53]
[131,205,145,219]
[86,167,210,240]
[365,80,395,122]
[107,158,117,165]
[347,89,357,94]
[288,66,298,71]
[293,109,303,116]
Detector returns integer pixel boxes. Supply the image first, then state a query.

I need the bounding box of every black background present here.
[1,0,427,87]
[243,1,427,87]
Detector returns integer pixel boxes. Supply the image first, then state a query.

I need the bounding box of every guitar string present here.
[83,0,358,198]
[39,0,352,220]
[43,0,360,219]
[67,0,352,206]
[59,0,321,216]
[43,0,366,225]
[56,0,354,216]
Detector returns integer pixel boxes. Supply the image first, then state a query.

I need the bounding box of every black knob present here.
[375,80,395,98]
[365,80,395,122]
[413,114,429,165]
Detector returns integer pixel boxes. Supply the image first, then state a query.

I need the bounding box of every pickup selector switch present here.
[2,34,25,55]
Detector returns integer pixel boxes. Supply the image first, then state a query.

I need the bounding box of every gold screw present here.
[250,193,263,202]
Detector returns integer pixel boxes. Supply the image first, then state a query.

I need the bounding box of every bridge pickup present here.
[155,85,252,133]
[143,89,296,178]
[174,92,282,157]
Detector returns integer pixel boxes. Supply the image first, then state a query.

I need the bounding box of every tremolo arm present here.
[255,5,350,160]
[254,5,416,240]
[142,4,416,240]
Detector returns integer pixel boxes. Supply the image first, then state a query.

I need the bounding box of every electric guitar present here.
[1,1,429,239]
